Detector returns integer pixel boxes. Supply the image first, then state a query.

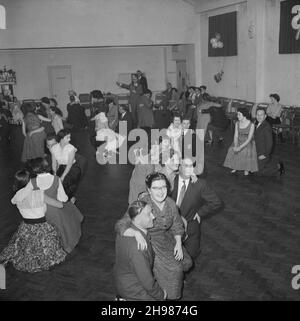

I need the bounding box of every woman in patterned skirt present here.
[27,157,84,253]
[0,170,66,273]
[116,172,193,300]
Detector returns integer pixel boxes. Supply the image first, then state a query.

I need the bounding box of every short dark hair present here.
[144,89,152,97]
[256,107,267,115]
[145,172,170,192]
[27,157,50,176]
[106,98,115,106]
[237,107,250,120]
[182,115,191,122]
[49,98,58,107]
[119,104,129,112]
[172,113,182,121]
[269,93,280,102]
[41,97,50,105]
[50,106,63,117]
[13,170,30,192]
[200,85,207,90]
[91,90,103,100]
[46,133,57,141]
[56,129,71,143]
[128,200,148,220]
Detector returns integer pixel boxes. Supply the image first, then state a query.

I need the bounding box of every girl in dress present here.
[94,112,125,163]
[27,158,84,253]
[166,114,182,154]
[0,170,66,275]
[223,108,258,175]
[50,129,82,202]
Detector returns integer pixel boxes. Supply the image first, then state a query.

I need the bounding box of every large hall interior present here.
[0,0,299,301]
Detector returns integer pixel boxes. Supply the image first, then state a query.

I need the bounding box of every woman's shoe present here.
[244,171,249,176]
[231,169,237,174]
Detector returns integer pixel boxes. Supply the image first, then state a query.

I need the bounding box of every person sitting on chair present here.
[266,93,282,126]
[114,200,167,301]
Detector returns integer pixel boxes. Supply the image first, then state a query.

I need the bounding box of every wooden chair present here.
[292,107,300,145]
[272,106,296,144]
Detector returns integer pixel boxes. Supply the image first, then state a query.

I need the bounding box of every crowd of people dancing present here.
[0,70,285,297]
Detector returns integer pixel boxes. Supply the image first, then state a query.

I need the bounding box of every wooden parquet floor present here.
[0,127,299,301]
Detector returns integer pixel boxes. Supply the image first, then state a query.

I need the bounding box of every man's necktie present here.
[177,180,186,207]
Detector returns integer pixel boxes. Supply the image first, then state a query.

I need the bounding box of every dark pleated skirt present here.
[57,163,81,199]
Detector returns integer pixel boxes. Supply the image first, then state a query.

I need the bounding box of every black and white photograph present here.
[0,0,299,305]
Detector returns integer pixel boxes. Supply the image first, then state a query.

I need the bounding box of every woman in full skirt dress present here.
[224,108,258,175]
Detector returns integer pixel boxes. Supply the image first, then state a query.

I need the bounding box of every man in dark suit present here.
[67,95,88,132]
[117,104,133,135]
[171,157,222,259]
[114,201,167,301]
[178,117,206,177]
[254,108,283,176]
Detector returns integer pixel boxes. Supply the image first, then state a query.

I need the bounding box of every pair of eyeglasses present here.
[151,186,167,191]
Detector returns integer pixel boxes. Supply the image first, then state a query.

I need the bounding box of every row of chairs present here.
[217,97,300,145]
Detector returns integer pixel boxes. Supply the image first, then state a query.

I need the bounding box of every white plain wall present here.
[0,46,166,101]
[199,0,300,105]
[0,0,198,49]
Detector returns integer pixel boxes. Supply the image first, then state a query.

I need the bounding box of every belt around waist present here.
[23,217,46,224]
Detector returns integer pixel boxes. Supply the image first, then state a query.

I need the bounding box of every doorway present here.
[48,65,72,117]
[176,60,187,94]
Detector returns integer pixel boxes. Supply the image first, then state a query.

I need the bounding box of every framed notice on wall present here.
[208,11,237,57]
[279,0,300,54]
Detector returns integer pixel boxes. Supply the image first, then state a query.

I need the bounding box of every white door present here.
[176,60,187,94]
[48,65,72,117]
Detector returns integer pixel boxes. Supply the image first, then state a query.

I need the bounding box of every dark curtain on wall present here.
[208,11,237,57]
[279,0,300,54]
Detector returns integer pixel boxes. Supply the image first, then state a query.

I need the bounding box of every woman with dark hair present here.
[50,106,64,134]
[27,158,83,253]
[21,103,46,163]
[49,98,58,108]
[0,169,66,273]
[50,129,82,202]
[266,93,282,125]
[116,172,193,300]
[223,108,258,175]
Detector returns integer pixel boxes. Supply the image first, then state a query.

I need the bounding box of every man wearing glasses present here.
[171,157,222,260]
